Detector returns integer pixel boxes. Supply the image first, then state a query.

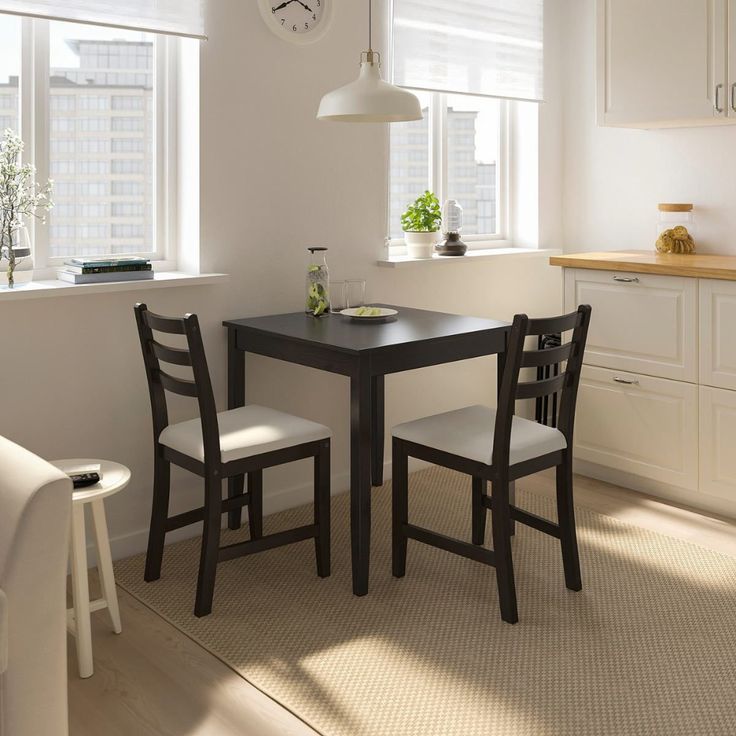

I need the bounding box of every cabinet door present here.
[565,269,698,382]
[598,0,728,128]
[699,386,736,500]
[729,0,736,116]
[699,278,736,390]
[575,366,699,490]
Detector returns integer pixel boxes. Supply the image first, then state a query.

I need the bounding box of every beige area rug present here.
[115,467,736,736]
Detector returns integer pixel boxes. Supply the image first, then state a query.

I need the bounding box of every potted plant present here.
[0,129,53,289]
[401,190,442,258]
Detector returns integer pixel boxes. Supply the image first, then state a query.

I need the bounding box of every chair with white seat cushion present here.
[0,435,72,736]
[135,304,331,618]
[391,306,592,624]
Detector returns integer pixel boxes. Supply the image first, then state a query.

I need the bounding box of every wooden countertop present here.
[549,250,736,280]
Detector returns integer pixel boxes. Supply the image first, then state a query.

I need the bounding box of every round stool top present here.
[51,459,131,504]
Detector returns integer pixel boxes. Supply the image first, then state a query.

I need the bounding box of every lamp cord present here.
[368,0,372,51]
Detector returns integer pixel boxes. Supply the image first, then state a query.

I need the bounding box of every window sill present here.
[0,271,229,301]
[377,247,561,268]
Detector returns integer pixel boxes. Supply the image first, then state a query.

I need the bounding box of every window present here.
[388,92,505,243]
[0,13,178,266]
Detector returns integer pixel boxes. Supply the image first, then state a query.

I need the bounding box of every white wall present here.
[0,1,563,560]
[562,0,736,254]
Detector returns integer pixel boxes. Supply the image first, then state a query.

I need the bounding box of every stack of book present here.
[57,257,154,285]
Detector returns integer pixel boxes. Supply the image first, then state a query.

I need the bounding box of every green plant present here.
[400,191,442,233]
[0,129,53,288]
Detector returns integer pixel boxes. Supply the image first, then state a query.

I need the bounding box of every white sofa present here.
[0,436,72,736]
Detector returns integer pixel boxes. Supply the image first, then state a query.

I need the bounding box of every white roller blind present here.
[0,0,206,39]
[392,0,544,103]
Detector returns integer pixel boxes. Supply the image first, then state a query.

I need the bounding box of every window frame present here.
[16,16,178,272]
[386,90,512,256]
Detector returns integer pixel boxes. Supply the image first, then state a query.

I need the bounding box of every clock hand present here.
[294,0,313,11]
[272,1,295,12]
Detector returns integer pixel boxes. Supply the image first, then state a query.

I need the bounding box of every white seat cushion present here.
[159,405,331,464]
[392,405,566,467]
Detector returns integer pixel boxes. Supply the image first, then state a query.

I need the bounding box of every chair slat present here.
[152,340,192,366]
[521,342,573,368]
[526,311,581,336]
[144,311,187,335]
[516,373,566,400]
[159,370,198,397]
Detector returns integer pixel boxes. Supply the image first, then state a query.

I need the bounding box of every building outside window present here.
[0,14,174,264]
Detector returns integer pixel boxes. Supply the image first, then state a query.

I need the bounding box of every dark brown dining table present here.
[224,305,511,596]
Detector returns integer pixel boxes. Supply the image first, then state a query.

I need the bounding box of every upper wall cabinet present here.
[597,0,736,128]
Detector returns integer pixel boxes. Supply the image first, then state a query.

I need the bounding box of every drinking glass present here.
[345,280,366,309]
[330,281,347,312]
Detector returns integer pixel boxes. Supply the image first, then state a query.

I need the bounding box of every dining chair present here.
[391,305,592,624]
[135,304,331,618]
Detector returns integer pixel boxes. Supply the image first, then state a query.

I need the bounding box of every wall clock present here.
[258,0,333,45]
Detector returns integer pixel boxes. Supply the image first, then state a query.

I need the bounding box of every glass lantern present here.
[436,199,467,256]
[306,247,330,316]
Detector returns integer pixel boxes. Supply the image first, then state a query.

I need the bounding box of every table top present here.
[224,305,510,354]
[51,459,131,504]
[550,250,736,280]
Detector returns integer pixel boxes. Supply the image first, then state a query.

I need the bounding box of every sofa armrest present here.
[0,587,7,674]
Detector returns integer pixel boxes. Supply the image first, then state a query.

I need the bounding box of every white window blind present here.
[0,0,205,39]
[391,0,543,103]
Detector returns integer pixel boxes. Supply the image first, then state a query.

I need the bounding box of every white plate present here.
[340,307,398,321]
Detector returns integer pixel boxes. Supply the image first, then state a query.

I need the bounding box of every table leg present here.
[91,499,122,635]
[370,375,385,487]
[350,359,372,596]
[70,503,94,678]
[228,328,246,530]
[497,349,516,535]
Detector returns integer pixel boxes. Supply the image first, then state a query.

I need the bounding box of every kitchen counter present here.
[550,250,736,280]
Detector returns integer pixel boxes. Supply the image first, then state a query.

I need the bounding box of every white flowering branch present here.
[0,129,54,287]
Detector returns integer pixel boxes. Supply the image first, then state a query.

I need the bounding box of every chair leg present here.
[491,477,518,624]
[314,441,331,578]
[557,452,582,591]
[227,475,245,530]
[194,473,222,618]
[247,471,263,540]
[392,437,409,578]
[144,454,170,582]
[472,476,487,545]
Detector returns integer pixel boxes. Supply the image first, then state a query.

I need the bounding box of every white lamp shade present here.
[318,61,423,123]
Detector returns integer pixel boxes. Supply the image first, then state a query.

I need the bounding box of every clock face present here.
[260,0,331,43]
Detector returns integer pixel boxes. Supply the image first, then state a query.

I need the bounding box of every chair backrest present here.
[134,304,221,464]
[492,305,592,468]
[0,435,72,736]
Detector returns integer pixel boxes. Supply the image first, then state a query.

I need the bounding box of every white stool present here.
[52,459,130,679]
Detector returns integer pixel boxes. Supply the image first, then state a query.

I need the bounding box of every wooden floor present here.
[68,471,736,736]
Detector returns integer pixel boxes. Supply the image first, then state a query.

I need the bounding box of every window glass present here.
[446,95,500,237]
[0,15,20,134]
[388,90,431,239]
[49,21,155,258]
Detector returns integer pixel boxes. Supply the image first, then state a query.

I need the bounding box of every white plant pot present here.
[404,231,438,259]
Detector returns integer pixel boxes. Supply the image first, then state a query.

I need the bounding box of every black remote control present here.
[70,472,100,489]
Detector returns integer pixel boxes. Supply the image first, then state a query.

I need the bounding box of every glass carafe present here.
[306,247,330,316]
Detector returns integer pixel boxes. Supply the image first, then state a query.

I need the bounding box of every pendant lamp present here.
[317,0,422,123]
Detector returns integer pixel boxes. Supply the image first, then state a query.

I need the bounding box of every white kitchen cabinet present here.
[564,268,698,381]
[699,386,736,500]
[575,365,699,490]
[700,278,736,390]
[597,0,735,128]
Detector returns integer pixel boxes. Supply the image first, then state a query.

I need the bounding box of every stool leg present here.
[70,503,94,678]
[91,499,122,634]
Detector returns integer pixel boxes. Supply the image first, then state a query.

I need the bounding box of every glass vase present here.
[306,247,330,316]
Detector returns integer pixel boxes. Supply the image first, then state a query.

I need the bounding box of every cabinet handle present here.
[613,376,639,386]
[731,83,736,113]
[612,276,639,283]
[716,83,725,114]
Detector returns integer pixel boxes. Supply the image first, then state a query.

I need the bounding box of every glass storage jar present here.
[656,203,696,254]
[306,247,330,316]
